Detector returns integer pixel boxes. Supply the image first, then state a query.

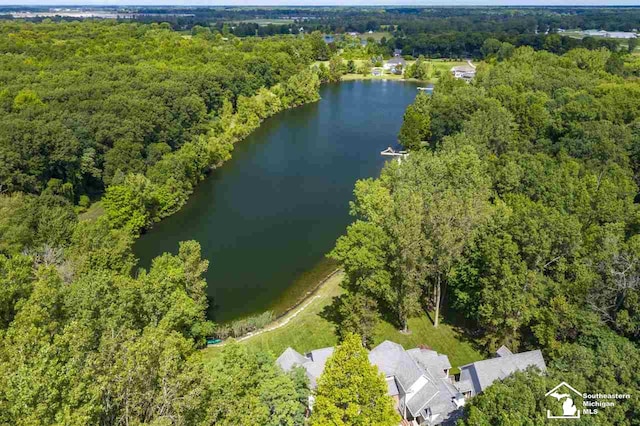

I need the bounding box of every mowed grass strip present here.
[313,59,469,83]
[203,271,484,370]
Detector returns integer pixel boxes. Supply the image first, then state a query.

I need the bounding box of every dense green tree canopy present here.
[0,21,317,200]
[330,45,640,423]
[0,19,320,425]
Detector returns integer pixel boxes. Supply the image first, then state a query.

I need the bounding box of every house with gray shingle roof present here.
[457,347,546,397]
[276,346,334,388]
[383,56,407,74]
[276,342,545,425]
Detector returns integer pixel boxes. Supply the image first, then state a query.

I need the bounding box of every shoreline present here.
[339,73,431,83]
[271,267,342,323]
[207,267,343,347]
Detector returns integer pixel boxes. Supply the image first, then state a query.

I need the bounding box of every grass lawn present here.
[202,270,484,371]
[235,18,296,25]
[359,31,393,42]
[314,59,470,84]
[78,200,104,222]
[340,73,407,81]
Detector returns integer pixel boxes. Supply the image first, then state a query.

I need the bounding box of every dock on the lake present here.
[381,147,409,163]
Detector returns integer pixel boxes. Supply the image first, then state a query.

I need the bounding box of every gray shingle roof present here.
[459,349,546,394]
[422,390,459,424]
[455,379,474,394]
[407,348,452,377]
[276,347,309,372]
[386,57,406,66]
[309,347,334,366]
[496,345,513,357]
[303,361,325,388]
[303,347,335,388]
[405,380,439,416]
[276,347,334,389]
[452,65,476,73]
[277,343,544,425]
[369,341,424,391]
[386,377,399,396]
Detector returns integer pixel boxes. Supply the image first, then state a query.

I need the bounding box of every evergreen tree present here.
[311,333,398,426]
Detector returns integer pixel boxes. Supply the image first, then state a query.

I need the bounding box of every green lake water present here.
[134,80,421,322]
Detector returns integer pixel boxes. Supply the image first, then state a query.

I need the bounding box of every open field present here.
[357,31,393,42]
[203,270,484,371]
[314,58,468,83]
[234,18,296,25]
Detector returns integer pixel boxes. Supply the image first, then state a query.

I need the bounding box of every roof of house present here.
[406,348,461,420]
[386,376,400,396]
[407,348,452,375]
[386,57,406,66]
[459,349,546,394]
[495,345,513,358]
[303,362,325,388]
[277,343,543,425]
[401,379,439,416]
[275,347,337,389]
[451,65,476,73]
[309,347,334,365]
[276,347,310,372]
[368,340,424,391]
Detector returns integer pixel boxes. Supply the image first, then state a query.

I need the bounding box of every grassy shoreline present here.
[314,58,468,84]
[203,268,484,371]
[339,73,424,82]
[268,257,339,318]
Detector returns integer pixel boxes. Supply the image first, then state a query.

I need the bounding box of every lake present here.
[134,80,420,322]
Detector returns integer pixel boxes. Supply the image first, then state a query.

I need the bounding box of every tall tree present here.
[322,292,380,347]
[398,92,431,150]
[310,333,398,426]
[396,147,492,327]
[328,55,345,83]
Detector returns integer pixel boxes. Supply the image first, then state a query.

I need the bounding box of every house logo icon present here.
[545,382,581,419]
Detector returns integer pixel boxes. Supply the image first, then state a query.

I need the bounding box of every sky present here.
[5,0,640,6]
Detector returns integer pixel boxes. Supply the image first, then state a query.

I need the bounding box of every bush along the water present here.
[215,310,276,339]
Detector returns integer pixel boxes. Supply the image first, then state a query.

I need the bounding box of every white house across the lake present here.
[384,56,407,74]
[451,62,476,81]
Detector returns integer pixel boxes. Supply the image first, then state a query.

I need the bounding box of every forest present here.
[3,7,640,58]
[329,47,640,423]
[0,14,639,426]
[0,20,321,249]
[0,20,322,425]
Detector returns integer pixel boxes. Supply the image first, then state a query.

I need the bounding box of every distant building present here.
[276,341,546,425]
[451,63,476,81]
[384,56,406,74]
[582,29,638,39]
[372,67,384,76]
[347,31,359,36]
[605,31,639,39]
[393,48,403,57]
